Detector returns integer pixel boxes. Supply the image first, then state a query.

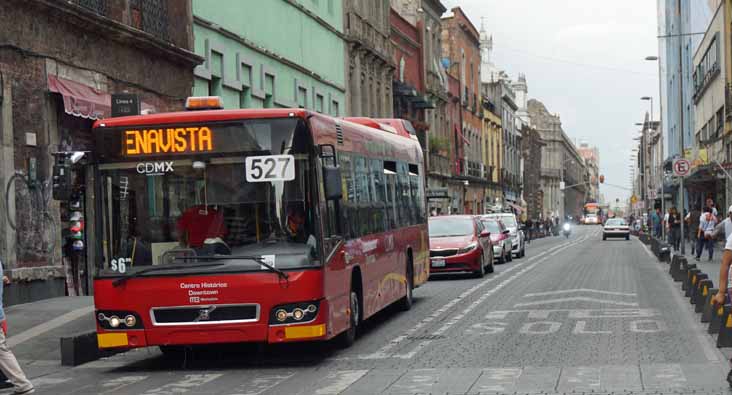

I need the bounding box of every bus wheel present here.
[159,346,186,359]
[337,289,359,348]
[398,258,414,311]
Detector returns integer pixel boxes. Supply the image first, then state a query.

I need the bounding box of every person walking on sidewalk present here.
[710,229,732,387]
[0,263,34,394]
[687,205,701,255]
[697,207,718,261]
[668,207,681,252]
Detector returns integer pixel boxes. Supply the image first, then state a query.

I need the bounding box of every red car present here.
[428,215,494,277]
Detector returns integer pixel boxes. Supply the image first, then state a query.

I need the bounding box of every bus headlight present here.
[124,315,137,327]
[269,301,321,325]
[275,309,288,322]
[96,310,143,330]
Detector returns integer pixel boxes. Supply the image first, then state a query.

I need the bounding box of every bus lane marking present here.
[357,238,579,360]
[225,373,295,395]
[391,237,587,359]
[514,297,639,308]
[142,374,223,395]
[524,289,637,298]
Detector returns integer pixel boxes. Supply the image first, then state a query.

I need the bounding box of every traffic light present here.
[599,175,605,184]
[52,155,72,201]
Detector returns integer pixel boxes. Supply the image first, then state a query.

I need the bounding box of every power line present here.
[494,46,657,77]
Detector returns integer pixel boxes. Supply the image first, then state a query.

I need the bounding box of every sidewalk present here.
[3,296,94,379]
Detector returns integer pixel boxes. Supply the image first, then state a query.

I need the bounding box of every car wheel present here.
[625,234,630,241]
[602,235,607,241]
[507,248,513,262]
[336,289,359,348]
[498,248,506,264]
[474,252,486,278]
[486,252,495,273]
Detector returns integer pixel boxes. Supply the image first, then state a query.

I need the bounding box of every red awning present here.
[48,75,111,120]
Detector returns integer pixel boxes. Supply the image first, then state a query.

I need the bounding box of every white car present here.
[584,214,599,225]
[603,218,630,240]
[482,213,526,258]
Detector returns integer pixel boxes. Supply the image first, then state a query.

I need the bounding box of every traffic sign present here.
[672,158,691,177]
[630,195,638,204]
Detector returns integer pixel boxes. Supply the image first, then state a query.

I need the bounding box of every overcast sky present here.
[441,0,661,207]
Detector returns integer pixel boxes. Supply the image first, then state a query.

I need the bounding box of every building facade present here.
[0,0,201,304]
[345,0,395,117]
[577,143,600,203]
[527,99,588,219]
[482,96,503,208]
[441,7,485,214]
[192,0,346,115]
[521,124,544,221]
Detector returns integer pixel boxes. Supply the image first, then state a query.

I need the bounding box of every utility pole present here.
[677,0,686,255]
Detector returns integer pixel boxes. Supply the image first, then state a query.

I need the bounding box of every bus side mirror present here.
[323,165,342,200]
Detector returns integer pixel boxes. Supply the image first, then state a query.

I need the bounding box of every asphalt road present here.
[17,226,732,394]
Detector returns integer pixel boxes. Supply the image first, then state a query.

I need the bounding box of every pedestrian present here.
[697,207,718,261]
[668,207,681,252]
[651,208,661,238]
[710,230,732,387]
[687,205,701,255]
[0,263,34,394]
[707,197,719,218]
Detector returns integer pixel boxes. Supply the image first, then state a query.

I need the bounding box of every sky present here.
[441,0,661,206]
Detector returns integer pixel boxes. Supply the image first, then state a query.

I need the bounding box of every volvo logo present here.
[193,305,217,322]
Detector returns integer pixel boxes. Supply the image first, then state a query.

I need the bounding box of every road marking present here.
[514,297,639,307]
[100,376,149,394]
[485,309,659,319]
[572,320,611,334]
[312,370,368,394]
[524,289,637,298]
[357,239,577,359]
[519,321,561,334]
[6,305,93,347]
[226,373,295,395]
[629,319,667,333]
[142,374,223,395]
[390,236,588,358]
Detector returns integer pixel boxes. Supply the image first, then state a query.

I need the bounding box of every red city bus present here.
[92,98,429,352]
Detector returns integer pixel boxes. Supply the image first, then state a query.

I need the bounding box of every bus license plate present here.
[431,259,446,268]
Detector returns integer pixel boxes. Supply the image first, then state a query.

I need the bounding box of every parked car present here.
[428,215,494,277]
[603,218,630,240]
[479,218,512,264]
[483,213,525,258]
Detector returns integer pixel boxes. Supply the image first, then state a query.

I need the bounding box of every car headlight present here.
[96,310,143,330]
[458,243,478,254]
[269,301,320,325]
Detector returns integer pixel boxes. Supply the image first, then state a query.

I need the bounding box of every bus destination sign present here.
[124,126,213,156]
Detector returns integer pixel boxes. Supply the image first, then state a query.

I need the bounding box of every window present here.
[717,107,724,135]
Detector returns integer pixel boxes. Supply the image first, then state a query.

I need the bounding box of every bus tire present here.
[398,256,414,311]
[159,346,186,359]
[336,285,360,348]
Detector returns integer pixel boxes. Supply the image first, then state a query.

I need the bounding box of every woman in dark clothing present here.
[668,207,681,251]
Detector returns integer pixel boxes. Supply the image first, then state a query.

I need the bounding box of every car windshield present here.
[493,215,516,227]
[606,219,626,226]
[97,118,321,276]
[481,220,501,233]
[428,217,474,237]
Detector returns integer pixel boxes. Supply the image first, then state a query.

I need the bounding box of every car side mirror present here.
[502,229,510,235]
[323,165,342,200]
[480,230,490,238]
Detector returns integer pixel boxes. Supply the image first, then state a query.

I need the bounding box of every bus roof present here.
[92,108,310,129]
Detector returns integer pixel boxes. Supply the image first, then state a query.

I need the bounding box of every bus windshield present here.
[96,118,320,276]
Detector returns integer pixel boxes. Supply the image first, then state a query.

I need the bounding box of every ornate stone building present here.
[344,0,395,117]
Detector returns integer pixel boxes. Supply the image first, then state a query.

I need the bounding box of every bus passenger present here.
[177,189,228,254]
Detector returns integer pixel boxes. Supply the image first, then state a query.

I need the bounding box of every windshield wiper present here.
[111,263,225,287]
[175,255,289,281]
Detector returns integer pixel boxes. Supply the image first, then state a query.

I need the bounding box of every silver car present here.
[483,213,526,258]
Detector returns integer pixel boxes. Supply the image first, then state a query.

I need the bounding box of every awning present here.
[48,75,111,120]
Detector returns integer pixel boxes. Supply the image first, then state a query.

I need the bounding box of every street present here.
[13,227,731,395]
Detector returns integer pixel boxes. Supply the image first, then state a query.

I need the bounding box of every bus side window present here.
[339,153,357,239]
[354,156,370,237]
[370,159,386,233]
[384,161,397,230]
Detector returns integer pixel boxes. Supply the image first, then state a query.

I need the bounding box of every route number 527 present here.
[245,155,296,182]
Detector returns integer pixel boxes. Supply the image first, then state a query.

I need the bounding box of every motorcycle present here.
[562,222,571,238]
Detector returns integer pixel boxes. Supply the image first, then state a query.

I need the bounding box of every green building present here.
[192,0,346,115]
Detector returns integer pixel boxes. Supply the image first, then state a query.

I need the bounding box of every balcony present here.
[541,168,561,179]
[428,154,452,177]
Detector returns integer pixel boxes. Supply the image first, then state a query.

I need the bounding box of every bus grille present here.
[151,304,259,325]
[430,249,458,257]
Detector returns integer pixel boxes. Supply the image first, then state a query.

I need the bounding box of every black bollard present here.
[702,288,719,323]
[694,279,712,311]
[717,304,732,348]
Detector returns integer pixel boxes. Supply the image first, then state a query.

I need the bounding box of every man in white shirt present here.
[697,207,718,261]
[712,230,732,306]
[707,197,719,218]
